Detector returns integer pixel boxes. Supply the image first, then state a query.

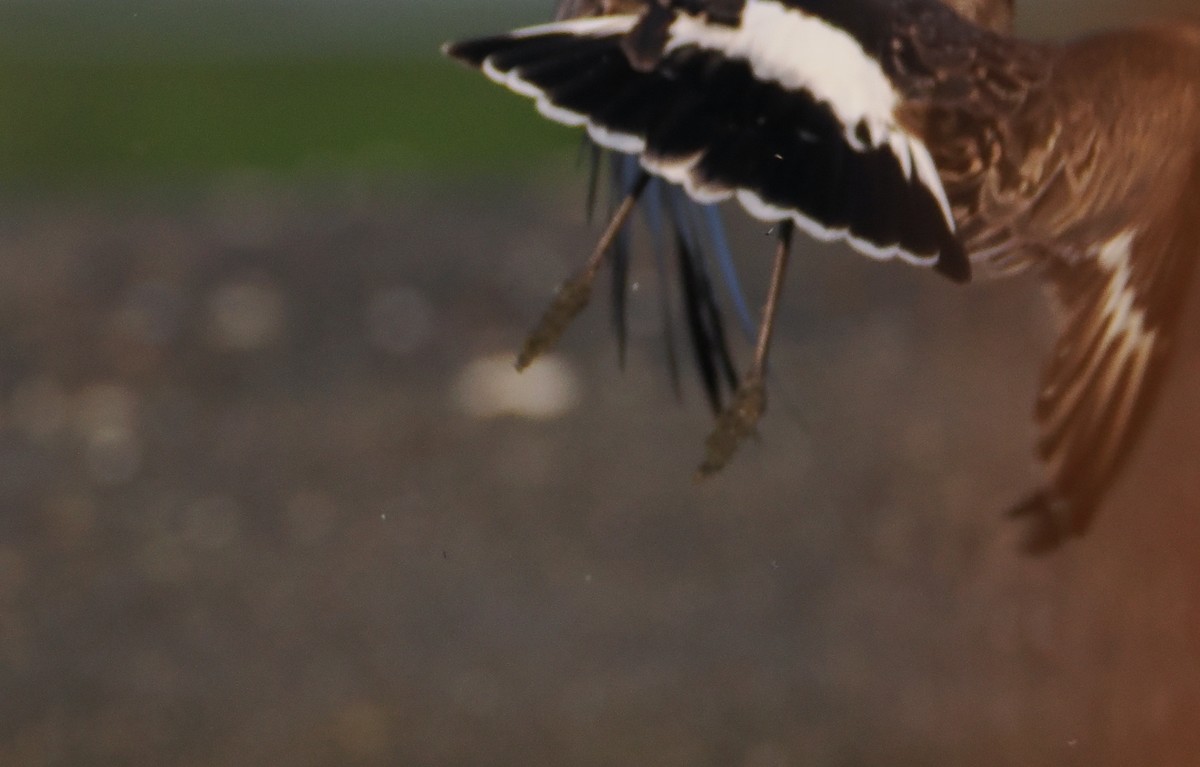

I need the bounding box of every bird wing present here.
[445,0,970,281]
[1011,160,1200,551]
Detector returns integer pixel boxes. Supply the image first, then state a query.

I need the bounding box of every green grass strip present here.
[0,55,577,184]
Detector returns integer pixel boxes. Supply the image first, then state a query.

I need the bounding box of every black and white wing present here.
[445,0,970,281]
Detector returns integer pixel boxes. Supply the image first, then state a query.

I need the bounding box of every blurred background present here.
[1,0,1199,764]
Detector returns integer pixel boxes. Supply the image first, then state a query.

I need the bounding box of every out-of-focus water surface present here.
[1,1,1200,765]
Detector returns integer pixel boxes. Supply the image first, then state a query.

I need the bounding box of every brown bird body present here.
[446,0,1200,551]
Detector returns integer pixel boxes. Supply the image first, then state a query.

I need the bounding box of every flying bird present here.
[444,0,1200,552]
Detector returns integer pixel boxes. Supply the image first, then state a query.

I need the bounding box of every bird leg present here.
[516,171,650,371]
[697,219,794,477]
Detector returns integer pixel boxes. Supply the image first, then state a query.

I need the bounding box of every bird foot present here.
[515,275,594,371]
[695,372,766,478]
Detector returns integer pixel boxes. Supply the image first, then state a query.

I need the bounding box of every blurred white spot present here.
[453,352,580,420]
[206,277,286,350]
[74,382,142,485]
[365,285,432,356]
[10,376,67,443]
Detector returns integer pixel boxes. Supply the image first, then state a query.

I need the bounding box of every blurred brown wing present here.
[1011,161,1200,552]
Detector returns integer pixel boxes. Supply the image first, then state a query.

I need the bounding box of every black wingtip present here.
[935,239,971,283]
[1006,489,1079,555]
[441,37,494,68]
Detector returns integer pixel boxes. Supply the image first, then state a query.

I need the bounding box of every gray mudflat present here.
[1,179,1198,765]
